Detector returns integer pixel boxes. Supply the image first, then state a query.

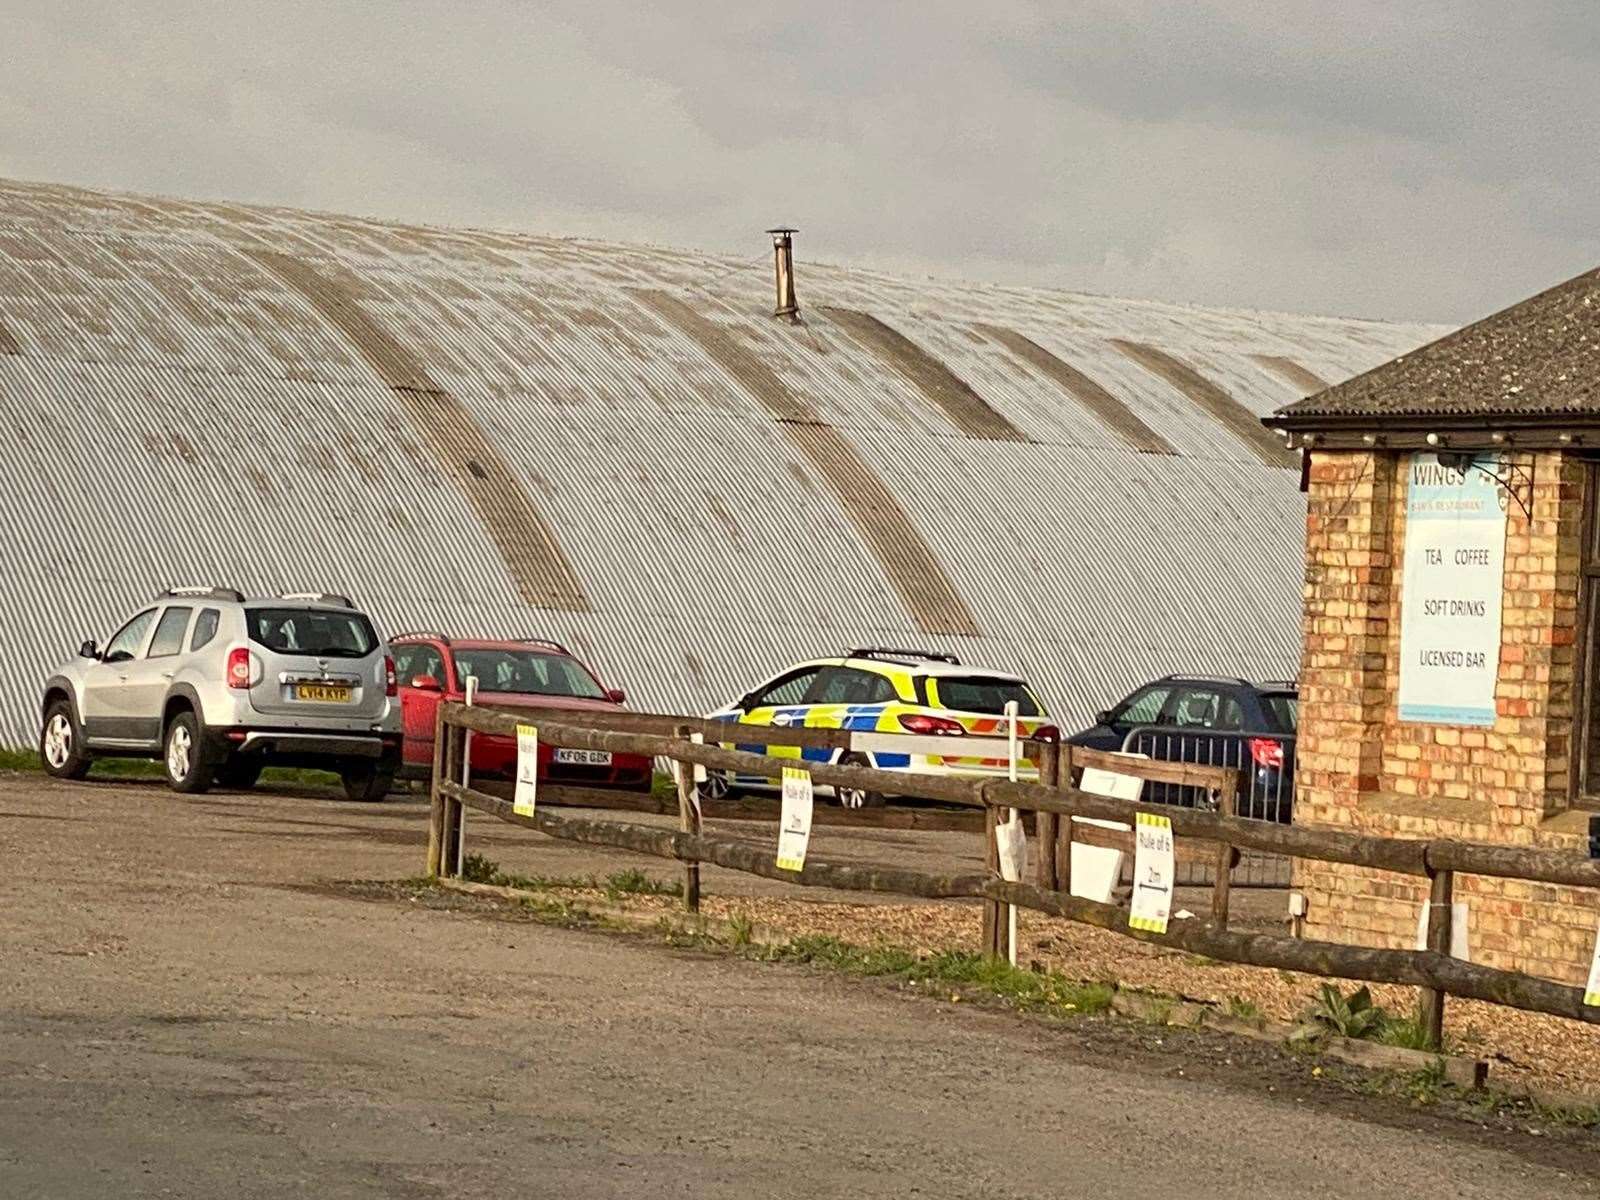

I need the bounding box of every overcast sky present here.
[3,1,1595,325]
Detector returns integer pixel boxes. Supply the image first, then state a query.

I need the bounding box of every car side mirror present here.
[1095,709,1115,726]
[737,692,758,712]
[411,674,443,692]
[603,688,626,705]
[78,640,100,660]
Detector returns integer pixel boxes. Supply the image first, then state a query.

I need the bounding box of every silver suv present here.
[38,588,402,800]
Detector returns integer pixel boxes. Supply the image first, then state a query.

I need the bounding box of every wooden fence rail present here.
[427,703,1600,1049]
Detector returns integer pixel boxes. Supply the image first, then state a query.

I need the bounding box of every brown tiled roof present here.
[1271,266,1600,426]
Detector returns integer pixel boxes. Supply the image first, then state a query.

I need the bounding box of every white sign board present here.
[1129,812,1175,934]
[776,767,814,872]
[1413,901,1471,961]
[1585,923,1600,1008]
[513,724,539,817]
[996,813,1027,883]
[1398,453,1507,727]
[1072,763,1144,904]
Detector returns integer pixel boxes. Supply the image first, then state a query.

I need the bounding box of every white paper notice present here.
[1398,453,1508,726]
[776,767,813,872]
[690,731,708,784]
[996,813,1027,882]
[1129,812,1175,933]
[513,724,538,817]
[1586,924,1600,1008]
[1412,901,1472,961]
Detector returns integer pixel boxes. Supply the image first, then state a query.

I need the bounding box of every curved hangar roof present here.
[0,177,1442,745]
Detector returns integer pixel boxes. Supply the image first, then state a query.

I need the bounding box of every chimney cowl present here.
[767,227,799,322]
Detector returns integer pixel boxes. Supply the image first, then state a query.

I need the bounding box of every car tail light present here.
[384,654,397,697]
[898,713,967,736]
[1031,724,1061,744]
[226,647,253,690]
[1249,737,1284,770]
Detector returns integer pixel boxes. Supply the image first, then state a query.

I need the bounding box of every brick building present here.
[1267,266,1600,985]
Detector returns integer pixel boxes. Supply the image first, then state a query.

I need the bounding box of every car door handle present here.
[160,672,174,680]
[771,713,795,726]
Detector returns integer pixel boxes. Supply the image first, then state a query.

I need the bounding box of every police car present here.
[707,648,1057,808]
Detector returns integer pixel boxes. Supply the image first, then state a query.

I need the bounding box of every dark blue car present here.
[1069,674,1297,821]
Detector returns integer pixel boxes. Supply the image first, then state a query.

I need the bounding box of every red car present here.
[389,633,652,790]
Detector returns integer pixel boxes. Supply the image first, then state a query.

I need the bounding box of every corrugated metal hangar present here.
[0,177,1444,746]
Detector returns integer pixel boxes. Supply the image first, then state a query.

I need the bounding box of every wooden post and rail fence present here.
[425,702,1600,1051]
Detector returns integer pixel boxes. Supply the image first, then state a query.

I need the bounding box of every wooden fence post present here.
[426,704,448,877]
[674,724,702,913]
[440,720,463,879]
[1210,773,1239,928]
[1056,746,1075,898]
[1419,867,1455,1049]
[1035,741,1060,892]
[982,806,1012,961]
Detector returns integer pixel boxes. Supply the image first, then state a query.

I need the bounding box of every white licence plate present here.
[554,748,612,766]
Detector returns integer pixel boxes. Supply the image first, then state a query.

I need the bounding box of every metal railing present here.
[1120,725,1298,887]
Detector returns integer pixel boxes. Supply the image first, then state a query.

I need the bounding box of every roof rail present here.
[1158,673,1252,686]
[847,646,961,665]
[389,631,452,643]
[278,591,354,608]
[1257,679,1300,691]
[518,637,571,654]
[160,586,245,603]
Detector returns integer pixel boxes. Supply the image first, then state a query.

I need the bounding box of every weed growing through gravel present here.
[1302,984,1453,1052]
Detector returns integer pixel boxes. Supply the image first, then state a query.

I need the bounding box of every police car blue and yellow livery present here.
[705,648,1055,808]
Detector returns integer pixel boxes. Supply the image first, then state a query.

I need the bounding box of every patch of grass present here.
[759,935,1114,1018]
[1373,1014,1435,1051]
[1404,1058,1449,1105]
[1224,996,1263,1021]
[727,912,755,948]
[0,745,39,772]
[602,868,681,900]
[0,743,340,789]
[651,772,678,803]
[456,855,680,900]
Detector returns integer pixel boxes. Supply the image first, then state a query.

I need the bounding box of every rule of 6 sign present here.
[514,724,538,817]
[777,767,813,872]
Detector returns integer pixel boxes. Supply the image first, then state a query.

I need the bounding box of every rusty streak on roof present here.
[1250,354,1330,398]
[635,289,981,637]
[1273,266,1600,426]
[1111,340,1297,468]
[249,250,591,612]
[977,324,1174,454]
[820,307,1028,442]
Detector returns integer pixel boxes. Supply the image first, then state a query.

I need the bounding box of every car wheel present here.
[835,752,885,810]
[218,757,264,791]
[39,700,92,780]
[341,761,395,803]
[163,710,216,794]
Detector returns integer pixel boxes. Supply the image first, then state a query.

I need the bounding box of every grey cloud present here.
[1,0,1596,324]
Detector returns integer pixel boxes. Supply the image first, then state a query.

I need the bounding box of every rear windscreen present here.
[933,677,1041,716]
[247,608,377,658]
[1261,693,1298,733]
